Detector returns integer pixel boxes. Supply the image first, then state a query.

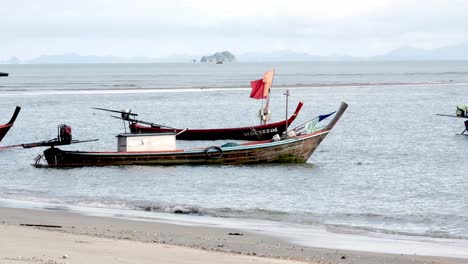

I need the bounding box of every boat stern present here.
[41,147,65,166]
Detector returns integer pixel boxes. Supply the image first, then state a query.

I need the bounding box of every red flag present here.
[250,79,266,99]
[250,70,275,99]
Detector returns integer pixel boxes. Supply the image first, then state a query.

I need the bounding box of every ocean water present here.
[0,62,467,257]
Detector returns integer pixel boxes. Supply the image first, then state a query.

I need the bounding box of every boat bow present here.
[324,102,348,131]
[0,106,21,142]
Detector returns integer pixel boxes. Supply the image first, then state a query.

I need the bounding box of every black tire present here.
[205,146,223,159]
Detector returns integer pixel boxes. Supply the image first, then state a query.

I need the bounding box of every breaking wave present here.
[1,190,467,241]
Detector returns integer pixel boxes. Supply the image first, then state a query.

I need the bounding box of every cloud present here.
[1,0,468,58]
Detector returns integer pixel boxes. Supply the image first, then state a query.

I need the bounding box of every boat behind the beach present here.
[34,102,347,167]
[95,70,304,141]
[0,106,21,143]
[125,102,303,140]
[437,105,468,135]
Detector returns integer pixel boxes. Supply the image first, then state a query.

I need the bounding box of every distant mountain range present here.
[372,42,468,60]
[2,42,468,64]
[14,53,199,64]
[237,51,356,62]
[238,42,468,61]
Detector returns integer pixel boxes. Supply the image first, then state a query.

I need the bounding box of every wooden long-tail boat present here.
[0,106,21,142]
[127,101,304,140]
[96,70,299,141]
[35,102,347,167]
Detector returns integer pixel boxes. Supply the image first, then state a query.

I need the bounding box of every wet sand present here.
[0,207,466,264]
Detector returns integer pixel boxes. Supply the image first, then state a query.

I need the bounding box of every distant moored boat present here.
[0,72,8,77]
[436,104,468,135]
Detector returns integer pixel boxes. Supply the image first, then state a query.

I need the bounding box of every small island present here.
[200,51,236,64]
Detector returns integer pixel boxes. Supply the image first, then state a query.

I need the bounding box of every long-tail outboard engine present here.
[456,105,468,117]
[58,124,72,144]
[121,109,132,120]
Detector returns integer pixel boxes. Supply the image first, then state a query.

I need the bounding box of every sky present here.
[1,0,468,60]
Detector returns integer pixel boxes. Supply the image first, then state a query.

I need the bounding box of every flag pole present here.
[259,96,265,125]
[283,89,290,135]
[263,69,275,125]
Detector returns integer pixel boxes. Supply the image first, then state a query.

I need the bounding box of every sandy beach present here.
[0,225,298,264]
[0,207,466,264]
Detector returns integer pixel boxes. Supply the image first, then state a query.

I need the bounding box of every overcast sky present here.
[1,0,468,60]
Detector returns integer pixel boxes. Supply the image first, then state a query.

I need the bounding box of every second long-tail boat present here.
[97,70,303,140]
[126,101,303,140]
[0,106,21,142]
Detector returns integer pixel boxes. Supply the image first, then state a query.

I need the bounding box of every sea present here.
[0,61,467,258]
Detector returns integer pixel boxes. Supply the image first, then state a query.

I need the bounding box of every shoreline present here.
[1,81,467,98]
[1,206,466,264]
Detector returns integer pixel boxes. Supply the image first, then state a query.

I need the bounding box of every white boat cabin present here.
[117,133,176,152]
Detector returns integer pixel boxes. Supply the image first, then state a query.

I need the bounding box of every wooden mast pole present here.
[263,69,275,125]
[283,89,290,134]
[260,97,264,125]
